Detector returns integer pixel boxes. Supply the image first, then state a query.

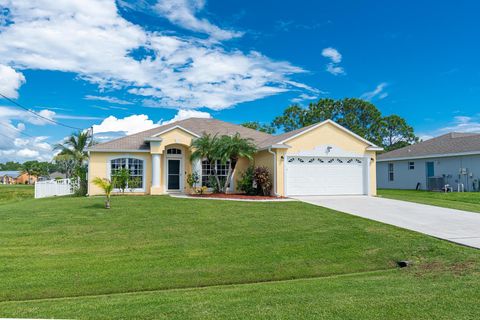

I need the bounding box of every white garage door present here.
[285,156,367,196]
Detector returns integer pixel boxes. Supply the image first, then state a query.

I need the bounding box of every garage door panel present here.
[285,157,366,196]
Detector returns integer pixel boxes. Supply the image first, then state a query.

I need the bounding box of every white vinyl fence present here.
[35,178,75,199]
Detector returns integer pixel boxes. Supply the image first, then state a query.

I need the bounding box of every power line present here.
[0,121,36,139]
[0,92,83,130]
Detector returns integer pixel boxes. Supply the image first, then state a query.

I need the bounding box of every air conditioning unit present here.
[427,176,446,191]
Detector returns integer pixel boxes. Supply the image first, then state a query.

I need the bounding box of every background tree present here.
[21,161,39,183]
[54,131,90,166]
[381,115,418,151]
[53,154,76,178]
[272,104,307,131]
[0,161,22,170]
[241,121,276,134]
[54,131,92,196]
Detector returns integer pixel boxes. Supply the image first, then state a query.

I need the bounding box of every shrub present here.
[195,186,208,194]
[254,166,272,196]
[237,165,257,195]
[187,172,200,189]
[112,168,130,193]
[72,165,88,196]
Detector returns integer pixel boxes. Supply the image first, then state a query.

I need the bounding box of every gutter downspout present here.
[267,147,278,196]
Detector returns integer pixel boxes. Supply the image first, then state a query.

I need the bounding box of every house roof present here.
[0,171,21,178]
[89,118,274,152]
[378,132,480,161]
[89,117,380,152]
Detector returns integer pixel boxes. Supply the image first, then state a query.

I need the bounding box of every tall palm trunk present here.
[222,158,237,193]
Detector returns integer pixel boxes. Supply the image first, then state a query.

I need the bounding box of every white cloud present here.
[153,0,243,40]
[290,93,318,103]
[92,114,159,135]
[438,116,480,133]
[161,109,211,124]
[325,63,345,76]
[417,115,480,141]
[0,129,52,162]
[0,64,26,98]
[360,83,388,101]
[16,148,39,158]
[0,0,310,110]
[321,47,342,63]
[84,95,133,105]
[321,47,345,76]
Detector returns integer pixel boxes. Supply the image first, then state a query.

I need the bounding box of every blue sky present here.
[0,0,479,161]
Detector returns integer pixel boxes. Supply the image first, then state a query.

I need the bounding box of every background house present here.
[377,132,480,191]
[0,171,37,185]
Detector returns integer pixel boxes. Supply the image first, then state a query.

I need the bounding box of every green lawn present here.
[1,195,479,319]
[378,189,480,213]
[0,184,34,204]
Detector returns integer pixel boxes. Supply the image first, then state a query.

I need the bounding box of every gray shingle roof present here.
[89,118,276,151]
[378,132,480,161]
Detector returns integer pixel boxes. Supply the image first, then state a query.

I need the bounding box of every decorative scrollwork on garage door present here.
[287,157,364,164]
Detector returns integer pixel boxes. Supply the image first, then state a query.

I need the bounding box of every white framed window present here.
[201,160,230,187]
[388,163,394,181]
[110,157,144,191]
[408,161,415,170]
[166,148,182,155]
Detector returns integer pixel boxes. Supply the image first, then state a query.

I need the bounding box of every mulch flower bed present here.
[189,193,284,200]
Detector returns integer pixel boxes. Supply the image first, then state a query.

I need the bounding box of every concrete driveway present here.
[295,196,480,249]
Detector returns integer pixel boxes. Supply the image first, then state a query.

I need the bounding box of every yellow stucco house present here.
[87,118,382,197]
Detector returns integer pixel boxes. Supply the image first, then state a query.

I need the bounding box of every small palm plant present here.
[92,177,114,209]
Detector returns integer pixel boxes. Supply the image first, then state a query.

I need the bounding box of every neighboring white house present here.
[377,132,480,192]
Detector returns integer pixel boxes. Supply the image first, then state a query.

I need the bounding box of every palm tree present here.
[217,133,257,192]
[190,133,257,193]
[190,133,222,189]
[92,177,114,209]
[54,131,92,195]
[54,131,91,166]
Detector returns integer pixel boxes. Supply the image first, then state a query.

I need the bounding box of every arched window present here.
[110,158,144,190]
[166,148,182,155]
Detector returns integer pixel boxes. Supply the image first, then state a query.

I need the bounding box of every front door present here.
[167,159,181,190]
[426,162,435,177]
[426,161,435,190]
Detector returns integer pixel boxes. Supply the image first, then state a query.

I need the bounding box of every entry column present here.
[151,153,161,194]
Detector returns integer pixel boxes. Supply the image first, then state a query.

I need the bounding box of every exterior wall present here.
[232,157,251,193]
[88,152,151,196]
[253,150,276,195]
[378,154,480,191]
[155,128,196,153]
[278,122,378,196]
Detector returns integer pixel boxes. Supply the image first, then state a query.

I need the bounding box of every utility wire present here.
[0,121,36,139]
[0,92,83,130]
